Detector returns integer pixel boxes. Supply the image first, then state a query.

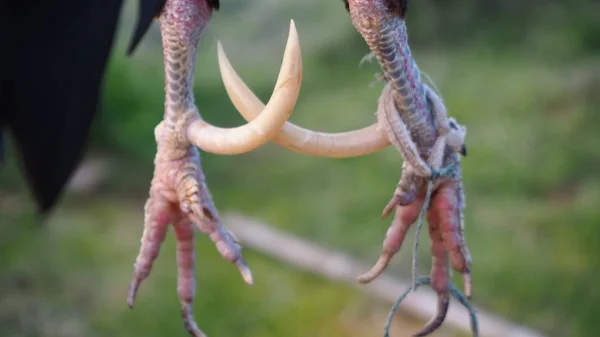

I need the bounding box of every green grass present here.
[0,200,462,337]
[94,48,599,336]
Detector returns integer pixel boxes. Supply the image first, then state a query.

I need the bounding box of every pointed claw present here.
[463,272,473,299]
[381,195,399,219]
[460,144,467,156]
[235,258,254,285]
[412,293,450,337]
[222,228,253,284]
[205,224,254,286]
[357,252,393,284]
[382,172,418,220]
[127,274,146,308]
[222,228,253,285]
[181,302,207,337]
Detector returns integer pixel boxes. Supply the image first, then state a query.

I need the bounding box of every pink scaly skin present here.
[127,1,252,336]
[345,0,473,335]
[358,164,471,336]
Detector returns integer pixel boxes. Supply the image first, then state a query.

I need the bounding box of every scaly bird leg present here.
[378,84,463,225]
[344,1,475,335]
[128,139,252,337]
[347,0,438,178]
[127,1,303,336]
[377,83,434,177]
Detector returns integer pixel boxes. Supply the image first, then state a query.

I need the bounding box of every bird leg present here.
[127,1,303,336]
[360,85,473,335]
[343,0,474,330]
[128,134,252,337]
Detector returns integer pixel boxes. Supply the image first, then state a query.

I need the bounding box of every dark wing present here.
[0,0,165,214]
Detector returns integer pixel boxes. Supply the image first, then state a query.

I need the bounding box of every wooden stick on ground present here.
[222,212,547,337]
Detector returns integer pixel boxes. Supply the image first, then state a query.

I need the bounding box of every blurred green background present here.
[1,0,599,336]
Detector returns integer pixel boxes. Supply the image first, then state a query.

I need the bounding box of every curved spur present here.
[185,19,303,155]
[217,36,392,158]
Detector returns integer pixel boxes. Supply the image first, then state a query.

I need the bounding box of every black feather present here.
[0,132,4,166]
[127,0,167,55]
[0,0,165,214]
[208,0,220,11]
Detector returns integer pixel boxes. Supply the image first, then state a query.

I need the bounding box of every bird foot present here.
[127,123,253,337]
[124,15,304,336]
[359,177,473,336]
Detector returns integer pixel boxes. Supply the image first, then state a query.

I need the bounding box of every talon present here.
[181,302,207,337]
[235,258,254,285]
[127,273,145,308]
[381,195,399,219]
[463,271,473,299]
[412,293,450,337]
[460,144,467,156]
[357,252,393,284]
[208,226,254,286]
[381,180,417,219]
